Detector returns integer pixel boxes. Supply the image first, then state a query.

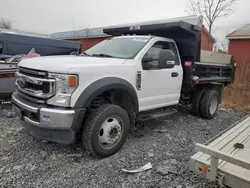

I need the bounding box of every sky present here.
[1,0,250,43]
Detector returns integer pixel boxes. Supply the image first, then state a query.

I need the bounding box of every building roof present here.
[50,27,110,39]
[226,24,250,40]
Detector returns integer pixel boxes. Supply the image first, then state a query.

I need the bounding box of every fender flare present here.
[74,77,139,112]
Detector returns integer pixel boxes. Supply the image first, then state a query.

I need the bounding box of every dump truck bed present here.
[103,17,235,86]
[200,50,232,65]
[190,116,250,188]
[191,60,234,85]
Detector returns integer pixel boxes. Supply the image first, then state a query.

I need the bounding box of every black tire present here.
[82,104,130,157]
[191,88,206,116]
[200,90,219,119]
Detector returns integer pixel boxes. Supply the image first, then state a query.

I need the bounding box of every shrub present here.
[221,61,250,112]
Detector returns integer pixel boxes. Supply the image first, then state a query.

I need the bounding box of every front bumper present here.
[12,92,86,144]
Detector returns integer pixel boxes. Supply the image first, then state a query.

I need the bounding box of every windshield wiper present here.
[92,53,114,58]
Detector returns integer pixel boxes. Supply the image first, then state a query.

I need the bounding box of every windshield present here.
[84,37,150,59]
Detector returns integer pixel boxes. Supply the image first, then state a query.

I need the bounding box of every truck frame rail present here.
[190,116,250,188]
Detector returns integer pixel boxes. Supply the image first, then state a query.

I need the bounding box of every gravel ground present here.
[0,103,247,188]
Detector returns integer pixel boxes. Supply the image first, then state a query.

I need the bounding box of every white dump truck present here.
[12,16,235,157]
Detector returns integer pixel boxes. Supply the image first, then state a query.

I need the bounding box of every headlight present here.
[48,73,78,94]
[47,73,78,107]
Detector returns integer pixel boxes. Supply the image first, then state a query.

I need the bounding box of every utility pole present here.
[72,16,75,38]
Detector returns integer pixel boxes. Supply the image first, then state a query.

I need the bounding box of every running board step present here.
[136,109,177,122]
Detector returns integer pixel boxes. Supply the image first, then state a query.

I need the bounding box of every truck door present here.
[138,40,183,111]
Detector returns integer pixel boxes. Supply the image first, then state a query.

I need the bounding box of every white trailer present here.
[190,115,250,188]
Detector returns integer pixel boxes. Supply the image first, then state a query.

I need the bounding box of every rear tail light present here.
[184,61,192,66]
[0,73,15,78]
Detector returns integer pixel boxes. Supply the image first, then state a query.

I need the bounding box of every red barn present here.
[201,26,216,51]
[226,24,250,82]
[226,24,250,64]
[50,28,110,52]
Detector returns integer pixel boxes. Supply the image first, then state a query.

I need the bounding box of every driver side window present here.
[142,41,171,69]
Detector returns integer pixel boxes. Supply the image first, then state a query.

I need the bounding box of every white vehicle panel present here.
[69,63,138,107]
[135,37,183,111]
[19,56,127,73]
[138,65,183,111]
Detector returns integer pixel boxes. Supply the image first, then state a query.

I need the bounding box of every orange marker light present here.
[201,164,208,176]
[69,75,77,87]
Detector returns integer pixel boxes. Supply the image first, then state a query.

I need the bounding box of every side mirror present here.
[142,57,158,70]
[142,57,155,63]
[158,50,176,69]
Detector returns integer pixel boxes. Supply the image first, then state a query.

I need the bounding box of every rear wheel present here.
[82,104,130,157]
[191,88,206,116]
[200,90,219,119]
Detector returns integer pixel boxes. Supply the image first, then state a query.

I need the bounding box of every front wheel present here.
[200,90,219,119]
[82,104,130,157]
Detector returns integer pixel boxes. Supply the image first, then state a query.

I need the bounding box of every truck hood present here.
[19,56,127,73]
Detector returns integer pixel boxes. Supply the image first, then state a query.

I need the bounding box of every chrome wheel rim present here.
[209,96,218,114]
[98,116,123,148]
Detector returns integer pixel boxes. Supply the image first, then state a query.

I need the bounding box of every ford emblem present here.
[17,77,26,88]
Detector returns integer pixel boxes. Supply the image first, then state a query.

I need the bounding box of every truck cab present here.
[12,17,235,157]
[82,35,183,111]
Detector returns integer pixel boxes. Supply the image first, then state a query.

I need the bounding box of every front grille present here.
[16,67,55,103]
[17,90,45,104]
[19,67,47,78]
[27,82,43,91]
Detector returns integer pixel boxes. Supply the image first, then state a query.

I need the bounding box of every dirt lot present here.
[0,103,246,188]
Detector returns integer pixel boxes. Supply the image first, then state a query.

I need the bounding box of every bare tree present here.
[186,0,239,49]
[0,18,13,29]
[214,39,228,52]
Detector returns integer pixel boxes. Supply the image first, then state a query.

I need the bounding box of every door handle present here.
[171,72,179,77]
